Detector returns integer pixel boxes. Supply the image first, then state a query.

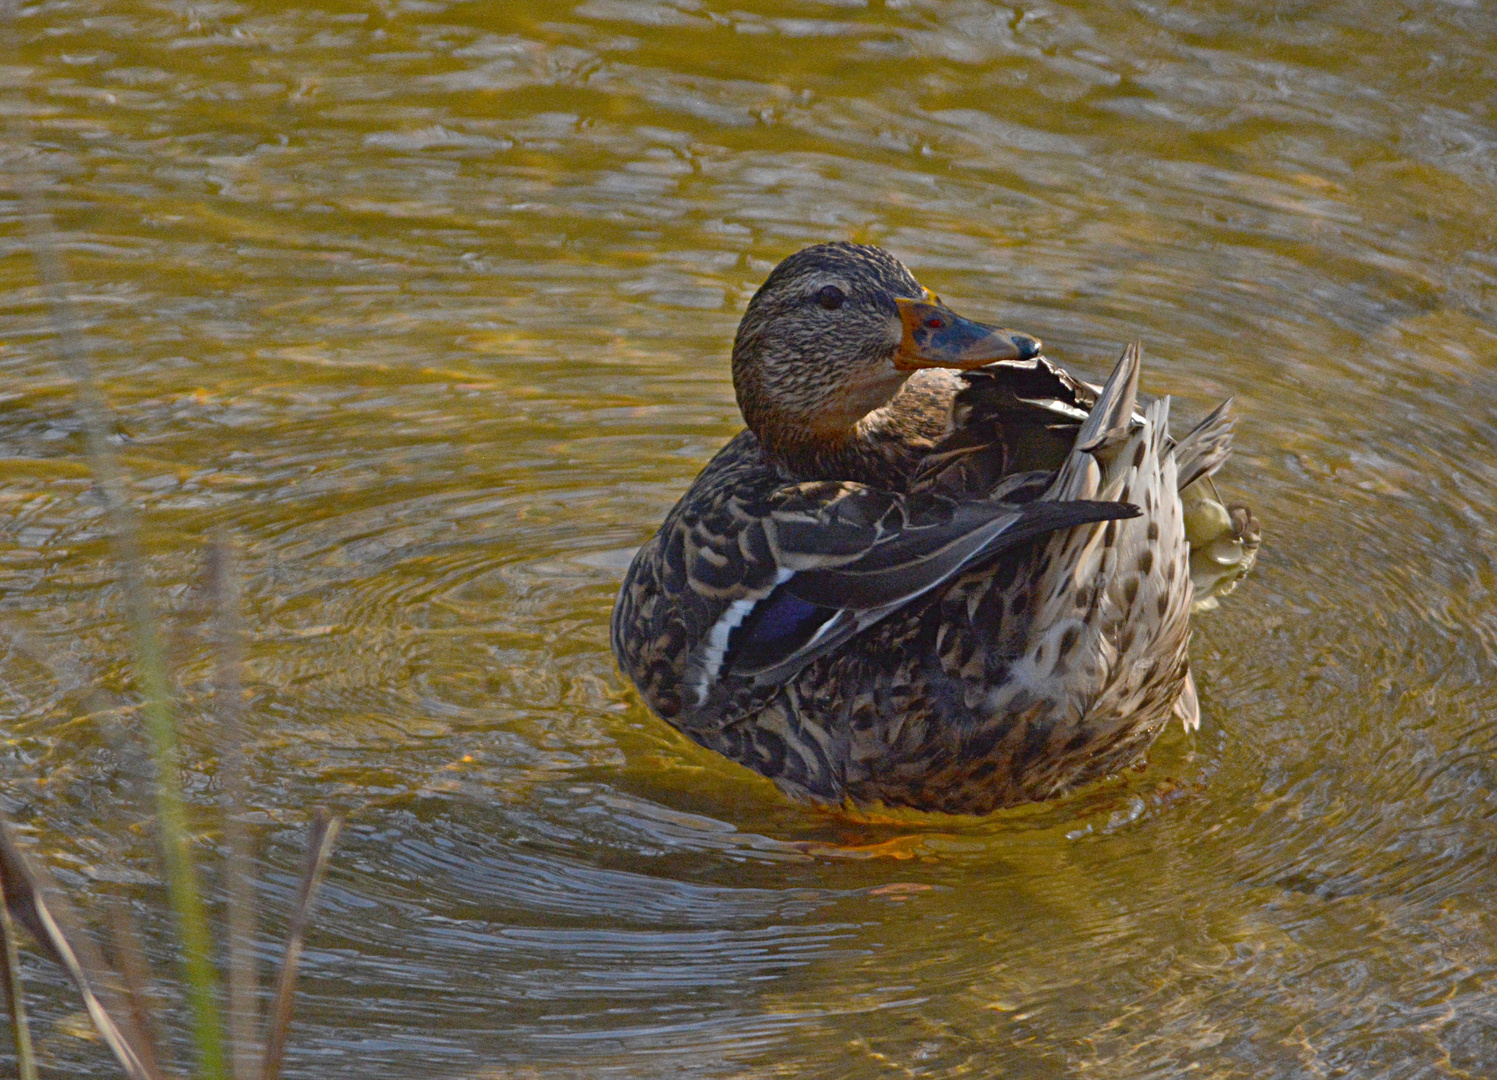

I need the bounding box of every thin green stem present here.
[209,534,261,1080]
[22,203,225,1080]
[0,7,226,1072]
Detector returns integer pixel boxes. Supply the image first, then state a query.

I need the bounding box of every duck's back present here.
[612,350,1245,814]
[610,361,1066,729]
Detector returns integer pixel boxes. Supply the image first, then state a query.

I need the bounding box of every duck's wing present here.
[912,356,1108,493]
[717,485,1137,690]
[947,353,1237,496]
[612,456,1136,733]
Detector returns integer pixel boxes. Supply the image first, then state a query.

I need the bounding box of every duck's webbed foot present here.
[1184,494,1261,611]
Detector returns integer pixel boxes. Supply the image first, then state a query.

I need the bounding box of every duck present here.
[611,242,1259,815]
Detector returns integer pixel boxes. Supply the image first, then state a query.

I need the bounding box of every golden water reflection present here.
[1,0,1496,1076]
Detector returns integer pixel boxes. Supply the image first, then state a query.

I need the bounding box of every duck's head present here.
[731,242,1040,461]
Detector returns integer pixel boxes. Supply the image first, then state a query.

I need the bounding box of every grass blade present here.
[0,865,39,1080]
[0,818,163,1080]
[0,57,229,1079]
[208,533,261,1080]
[21,180,226,1080]
[260,810,340,1080]
[104,899,165,1078]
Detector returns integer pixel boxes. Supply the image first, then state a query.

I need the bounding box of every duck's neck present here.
[757,370,962,486]
[759,407,937,489]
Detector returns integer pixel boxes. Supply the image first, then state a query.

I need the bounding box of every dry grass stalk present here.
[104,899,167,1078]
[0,866,40,1080]
[0,819,163,1080]
[3,10,346,1079]
[260,809,342,1080]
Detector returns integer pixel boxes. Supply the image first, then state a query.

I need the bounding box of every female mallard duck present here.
[612,243,1258,815]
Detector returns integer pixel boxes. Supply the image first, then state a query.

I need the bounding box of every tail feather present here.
[1049,344,1142,503]
[1174,398,1235,492]
[1019,352,1196,749]
[1173,666,1201,732]
[1004,342,1253,756]
[1075,342,1142,454]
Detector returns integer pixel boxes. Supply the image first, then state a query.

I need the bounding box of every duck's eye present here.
[815,285,845,311]
[924,316,944,330]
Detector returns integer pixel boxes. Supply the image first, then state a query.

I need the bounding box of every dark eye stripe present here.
[816,284,845,310]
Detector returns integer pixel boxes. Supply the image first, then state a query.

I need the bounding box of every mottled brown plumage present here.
[612,243,1259,814]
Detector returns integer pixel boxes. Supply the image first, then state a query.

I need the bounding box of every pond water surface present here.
[2,1,1497,1077]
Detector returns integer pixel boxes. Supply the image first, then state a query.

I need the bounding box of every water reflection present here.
[1,0,1496,1076]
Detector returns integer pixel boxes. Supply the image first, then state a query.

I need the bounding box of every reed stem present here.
[0,9,227,1063]
[0,872,39,1080]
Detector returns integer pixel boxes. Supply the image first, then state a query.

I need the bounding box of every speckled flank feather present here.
[990,349,1193,767]
[837,346,1198,811]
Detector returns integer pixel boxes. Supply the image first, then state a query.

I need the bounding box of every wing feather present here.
[612,428,1140,734]
[690,492,1136,695]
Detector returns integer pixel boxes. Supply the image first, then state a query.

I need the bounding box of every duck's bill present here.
[893,297,1041,370]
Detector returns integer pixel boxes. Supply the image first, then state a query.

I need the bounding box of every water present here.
[1,0,1496,1075]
